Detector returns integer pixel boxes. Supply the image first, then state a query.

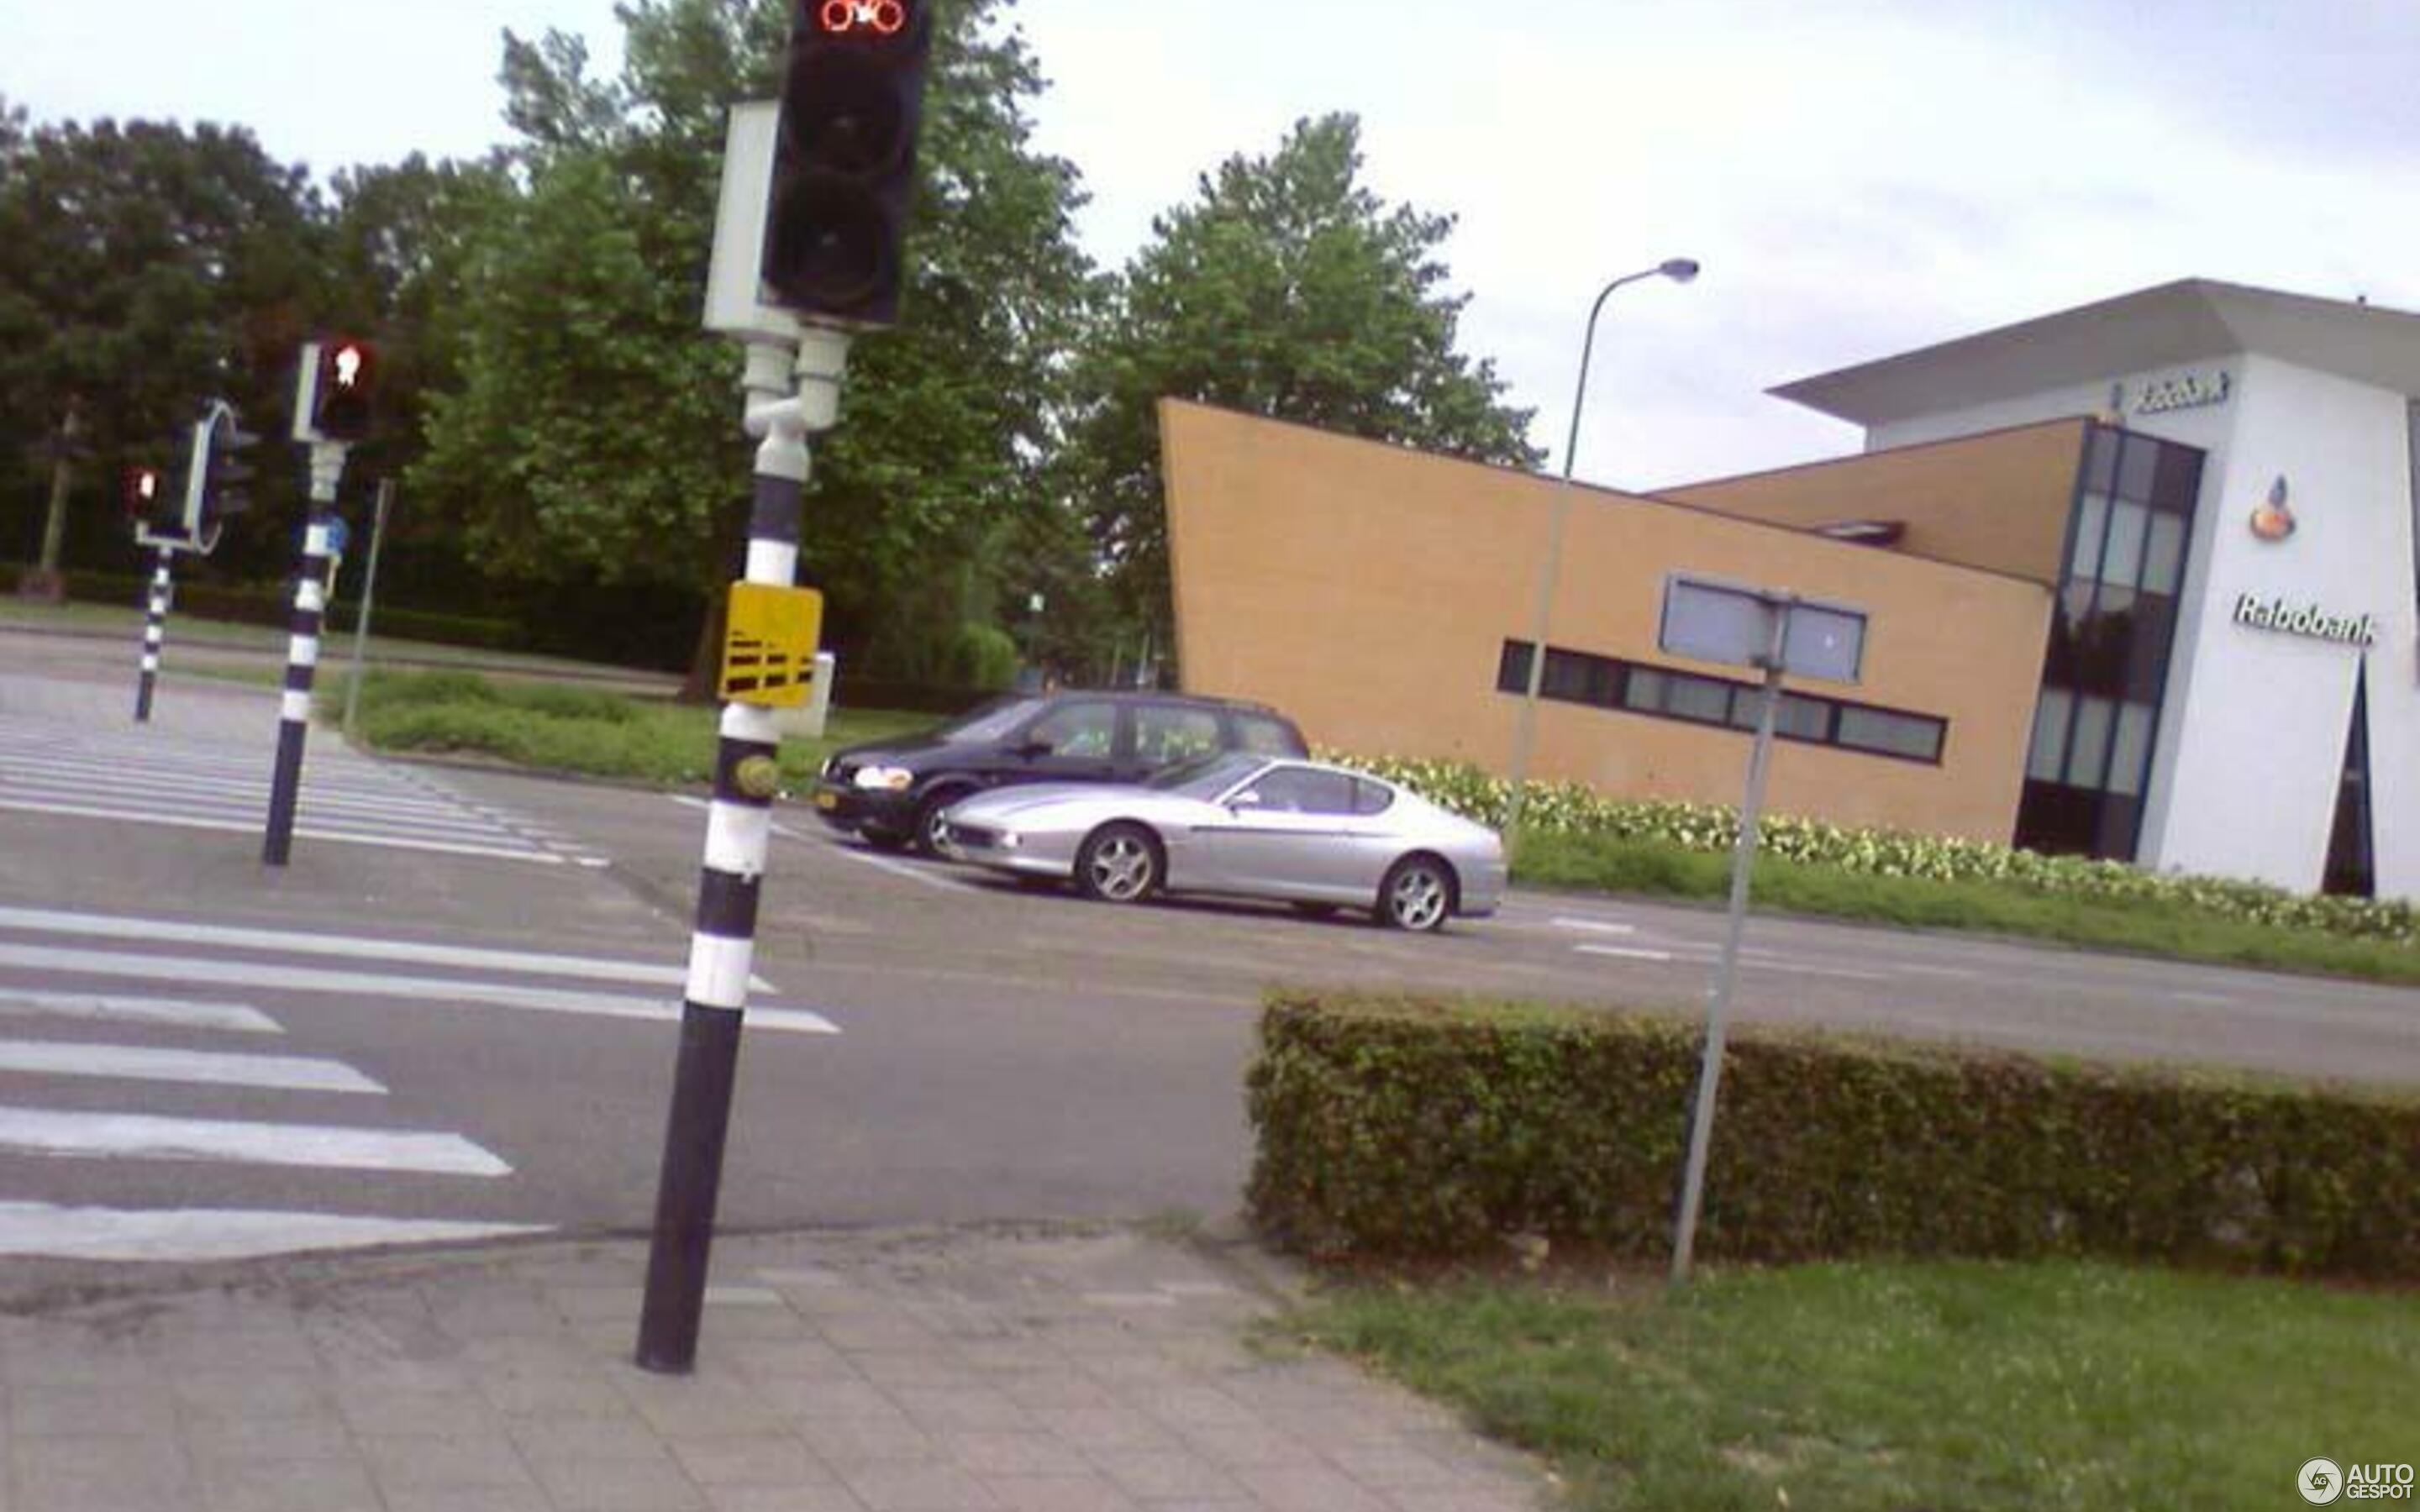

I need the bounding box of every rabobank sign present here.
[2233,594,2378,648]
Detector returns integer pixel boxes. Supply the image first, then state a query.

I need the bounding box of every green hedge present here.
[1246,990,2420,1278]
[1333,751,2418,948]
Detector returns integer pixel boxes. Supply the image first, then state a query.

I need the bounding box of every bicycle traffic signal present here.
[762,0,931,326]
[308,338,378,441]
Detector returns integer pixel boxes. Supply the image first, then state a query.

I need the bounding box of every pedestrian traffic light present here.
[761,0,931,326]
[124,466,169,528]
[309,338,378,441]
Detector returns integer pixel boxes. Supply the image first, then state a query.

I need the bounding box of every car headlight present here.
[852,766,915,791]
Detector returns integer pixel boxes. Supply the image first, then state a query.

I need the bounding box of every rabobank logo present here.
[2303,1458,2417,1502]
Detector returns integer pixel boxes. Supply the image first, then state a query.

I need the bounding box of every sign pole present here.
[637,329,845,1375]
[1670,601,1791,1284]
[264,443,346,867]
[342,479,395,742]
[133,543,176,722]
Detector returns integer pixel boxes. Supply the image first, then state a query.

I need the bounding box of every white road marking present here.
[1552,916,1639,936]
[0,1106,510,1176]
[0,943,839,1036]
[0,797,567,864]
[826,843,989,893]
[0,986,280,1034]
[0,1202,548,1263]
[1576,944,1676,963]
[0,1041,382,1094]
[0,905,772,993]
[1747,961,1897,982]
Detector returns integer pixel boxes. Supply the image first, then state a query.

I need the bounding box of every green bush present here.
[1246,990,2420,1278]
[1333,750,2419,948]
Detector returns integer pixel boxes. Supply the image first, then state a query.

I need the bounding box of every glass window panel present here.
[1542,649,1592,701]
[1237,715,1301,755]
[2085,427,2120,494]
[1667,675,1732,724]
[1352,779,1397,816]
[1836,706,1944,762]
[1623,667,1666,711]
[1497,641,1533,693]
[2101,500,2149,586]
[2066,695,2114,788]
[2027,690,2073,782]
[1249,767,1357,815]
[2152,443,2205,512]
[2070,492,2110,582]
[2116,435,2159,501]
[1025,701,1117,758]
[1775,694,1833,742]
[2107,701,2155,797]
[1728,687,1762,729]
[2141,513,2186,595]
[1134,706,1223,765]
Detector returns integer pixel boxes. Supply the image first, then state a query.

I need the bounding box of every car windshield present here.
[1145,752,1265,796]
[930,696,1044,743]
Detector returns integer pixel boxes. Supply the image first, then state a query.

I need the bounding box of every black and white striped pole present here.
[133,543,175,722]
[636,328,845,1375]
[262,442,345,867]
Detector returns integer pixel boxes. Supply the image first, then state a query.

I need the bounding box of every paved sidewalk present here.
[0,1226,1548,1512]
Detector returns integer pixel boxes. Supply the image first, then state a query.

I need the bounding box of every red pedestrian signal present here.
[816,0,905,34]
[311,338,379,441]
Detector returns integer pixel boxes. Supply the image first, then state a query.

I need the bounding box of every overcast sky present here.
[8,0,2418,489]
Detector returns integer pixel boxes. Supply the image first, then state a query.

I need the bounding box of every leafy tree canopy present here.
[1073,112,1541,653]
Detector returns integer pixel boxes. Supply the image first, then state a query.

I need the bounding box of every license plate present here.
[813,790,839,811]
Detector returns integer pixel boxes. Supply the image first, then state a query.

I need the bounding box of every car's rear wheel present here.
[1076,823,1161,904]
[1377,854,1455,932]
[911,786,972,856]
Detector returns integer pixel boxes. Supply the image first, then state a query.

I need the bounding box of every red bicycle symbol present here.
[818,0,906,35]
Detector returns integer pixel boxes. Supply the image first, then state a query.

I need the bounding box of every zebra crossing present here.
[0,904,839,1263]
[0,711,607,867]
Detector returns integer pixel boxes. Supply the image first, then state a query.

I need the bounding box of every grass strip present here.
[1515,829,2420,986]
[329,669,933,786]
[1280,1260,2418,1511]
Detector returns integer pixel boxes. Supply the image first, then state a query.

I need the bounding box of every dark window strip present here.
[1497,640,1947,765]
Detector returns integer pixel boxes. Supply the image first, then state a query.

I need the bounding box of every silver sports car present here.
[935,753,1506,931]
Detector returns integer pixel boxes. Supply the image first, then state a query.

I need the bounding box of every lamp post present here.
[1501,257,1700,841]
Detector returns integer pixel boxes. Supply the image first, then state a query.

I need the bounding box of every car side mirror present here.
[1227,790,1263,811]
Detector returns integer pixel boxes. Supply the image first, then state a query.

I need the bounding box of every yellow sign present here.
[719,583,823,706]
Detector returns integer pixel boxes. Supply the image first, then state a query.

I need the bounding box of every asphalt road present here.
[1,629,2416,1285]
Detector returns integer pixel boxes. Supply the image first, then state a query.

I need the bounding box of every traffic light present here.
[309,338,378,441]
[200,405,258,526]
[761,0,931,326]
[124,466,171,529]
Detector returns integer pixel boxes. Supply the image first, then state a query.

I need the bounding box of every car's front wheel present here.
[1377,855,1455,932]
[912,786,973,857]
[1076,823,1161,904]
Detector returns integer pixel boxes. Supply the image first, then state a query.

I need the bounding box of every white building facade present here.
[1776,281,2420,900]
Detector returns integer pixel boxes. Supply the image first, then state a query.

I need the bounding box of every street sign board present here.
[719,583,823,706]
[1658,574,1865,684]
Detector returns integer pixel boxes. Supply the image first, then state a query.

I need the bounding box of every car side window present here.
[1134,705,1223,766]
[1022,701,1117,758]
[1245,766,1358,816]
[1351,779,1396,816]
[1234,713,1304,755]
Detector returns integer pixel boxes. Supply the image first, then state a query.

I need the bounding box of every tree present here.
[408,0,1096,691]
[0,110,327,584]
[1070,113,1541,665]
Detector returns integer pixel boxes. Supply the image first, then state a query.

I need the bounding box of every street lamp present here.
[1501,257,1701,841]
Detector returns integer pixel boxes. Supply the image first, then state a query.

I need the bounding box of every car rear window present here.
[1234,712,1306,756]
